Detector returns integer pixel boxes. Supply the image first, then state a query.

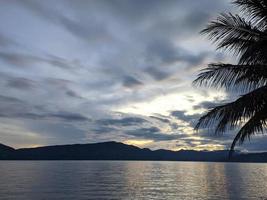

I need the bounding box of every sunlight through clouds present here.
[123,139,154,147]
[1,0,265,152]
[116,90,227,116]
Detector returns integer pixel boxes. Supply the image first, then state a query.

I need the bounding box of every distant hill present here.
[0,141,266,162]
[0,143,15,159]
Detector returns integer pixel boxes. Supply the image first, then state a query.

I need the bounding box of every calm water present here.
[0,161,267,200]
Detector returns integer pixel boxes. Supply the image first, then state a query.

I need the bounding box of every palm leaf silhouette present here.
[194,0,267,157]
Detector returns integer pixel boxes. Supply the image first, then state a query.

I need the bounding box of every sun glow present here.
[171,144,225,151]
[116,90,226,116]
[123,139,154,147]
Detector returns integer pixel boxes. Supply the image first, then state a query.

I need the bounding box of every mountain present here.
[0,143,15,159]
[0,141,266,162]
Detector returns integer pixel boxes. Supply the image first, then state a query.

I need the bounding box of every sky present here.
[0,0,266,151]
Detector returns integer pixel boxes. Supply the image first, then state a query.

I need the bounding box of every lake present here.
[0,161,266,200]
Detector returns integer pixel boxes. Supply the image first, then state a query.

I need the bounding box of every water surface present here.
[0,161,266,200]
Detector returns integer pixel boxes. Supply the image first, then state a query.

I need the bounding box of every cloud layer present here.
[0,0,266,151]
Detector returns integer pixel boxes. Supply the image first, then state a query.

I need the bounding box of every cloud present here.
[0,0,257,151]
[145,67,171,81]
[126,127,178,141]
[122,76,143,88]
[16,0,112,43]
[0,95,30,117]
[193,101,219,110]
[90,126,118,134]
[0,33,16,47]
[0,111,90,122]
[193,98,229,110]
[65,90,83,99]
[6,77,36,90]
[146,39,181,64]
[27,120,87,145]
[97,117,148,127]
[0,51,81,70]
[0,95,24,104]
[171,110,201,125]
[0,51,39,67]
[0,95,89,122]
[43,112,89,121]
[149,116,170,123]
[145,39,208,67]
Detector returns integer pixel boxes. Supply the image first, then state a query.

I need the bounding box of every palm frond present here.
[195,85,267,134]
[238,39,267,64]
[229,107,267,157]
[195,0,267,157]
[201,13,267,64]
[193,63,267,92]
[233,0,267,28]
[201,13,264,48]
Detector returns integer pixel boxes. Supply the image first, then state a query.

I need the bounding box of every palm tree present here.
[193,0,267,157]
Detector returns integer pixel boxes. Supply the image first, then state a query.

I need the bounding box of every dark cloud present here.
[0,95,24,104]
[58,16,111,43]
[97,117,148,127]
[0,51,82,70]
[171,110,201,125]
[95,0,172,22]
[122,76,143,88]
[149,116,170,123]
[126,127,177,141]
[6,77,36,90]
[65,90,82,99]
[0,51,39,67]
[44,55,82,70]
[90,126,118,134]
[146,42,210,75]
[44,78,73,87]
[146,39,181,64]
[0,95,89,122]
[45,112,89,121]
[17,0,112,43]
[193,100,226,110]
[0,111,89,122]
[181,11,210,30]
[170,123,179,130]
[145,67,171,81]
[0,95,30,116]
[147,39,208,66]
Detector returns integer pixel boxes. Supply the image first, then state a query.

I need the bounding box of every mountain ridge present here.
[0,141,266,162]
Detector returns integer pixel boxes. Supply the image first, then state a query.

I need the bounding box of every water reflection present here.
[0,161,266,200]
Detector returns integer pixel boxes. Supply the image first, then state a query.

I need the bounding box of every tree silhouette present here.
[193,0,267,157]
